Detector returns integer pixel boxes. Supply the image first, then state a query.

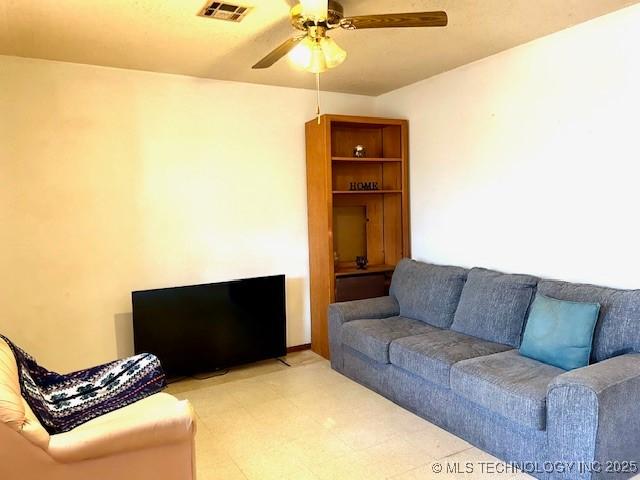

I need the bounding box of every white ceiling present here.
[1,0,638,96]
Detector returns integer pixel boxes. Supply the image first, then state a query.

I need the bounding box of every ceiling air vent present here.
[198,2,251,22]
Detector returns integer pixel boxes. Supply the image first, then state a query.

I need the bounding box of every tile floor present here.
[167,350,534,480]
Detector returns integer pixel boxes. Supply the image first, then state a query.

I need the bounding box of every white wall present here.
[376,4,640,289]
[0,55,376,372]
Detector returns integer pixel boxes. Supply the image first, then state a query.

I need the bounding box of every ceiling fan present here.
[252,0,448,73]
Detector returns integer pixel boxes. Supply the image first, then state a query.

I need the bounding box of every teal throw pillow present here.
[519,293,600,370]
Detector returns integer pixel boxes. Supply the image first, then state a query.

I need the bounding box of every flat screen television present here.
[132,274,286,379]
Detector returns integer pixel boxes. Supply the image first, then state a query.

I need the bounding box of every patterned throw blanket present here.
[1,335,166,434]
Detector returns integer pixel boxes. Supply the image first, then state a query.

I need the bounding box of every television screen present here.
[132,275,286,378]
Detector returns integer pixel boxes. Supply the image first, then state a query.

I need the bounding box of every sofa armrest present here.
[328,296,399,371]
[329,296,400,325]
[547,353,640,479]
[47,393,196,463]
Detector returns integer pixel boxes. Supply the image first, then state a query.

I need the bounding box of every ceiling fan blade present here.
[252,37,305,69]
[340,11,448,30]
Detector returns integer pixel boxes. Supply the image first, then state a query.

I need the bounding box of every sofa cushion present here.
[389,259,469,328]
[520,293,600,370]
[538,280,640,362]
[341,316,438,364]
[389,329,512,387]
[450,268,538,347]
[450,350,563,430]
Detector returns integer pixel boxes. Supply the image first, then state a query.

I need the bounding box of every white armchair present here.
[0,338,197,480]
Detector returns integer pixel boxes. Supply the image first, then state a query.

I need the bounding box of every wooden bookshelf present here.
[305,114,410,359]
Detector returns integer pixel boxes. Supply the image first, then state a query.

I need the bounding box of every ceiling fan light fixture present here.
[289,37,314,70]
[320,37,346,69]
[288,36,345,73]
[308,41,328,73]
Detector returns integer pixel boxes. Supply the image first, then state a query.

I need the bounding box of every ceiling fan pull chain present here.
[316,72,321,124]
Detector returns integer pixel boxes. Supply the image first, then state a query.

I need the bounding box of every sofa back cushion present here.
[390,259,468,328]
[537,280,640,362]
[0,338,26,432]
[451,268,538,347]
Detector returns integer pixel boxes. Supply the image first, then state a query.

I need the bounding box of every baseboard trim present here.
[286,343,312,353]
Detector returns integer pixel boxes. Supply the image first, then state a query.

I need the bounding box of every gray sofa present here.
[328,259,640,480]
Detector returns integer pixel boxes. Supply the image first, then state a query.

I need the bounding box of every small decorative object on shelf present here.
[355,256,368,270]
[349,181,379,191]
[353,145,366,158]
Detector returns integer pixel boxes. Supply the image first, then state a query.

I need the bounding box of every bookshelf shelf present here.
[331,157,402,162]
